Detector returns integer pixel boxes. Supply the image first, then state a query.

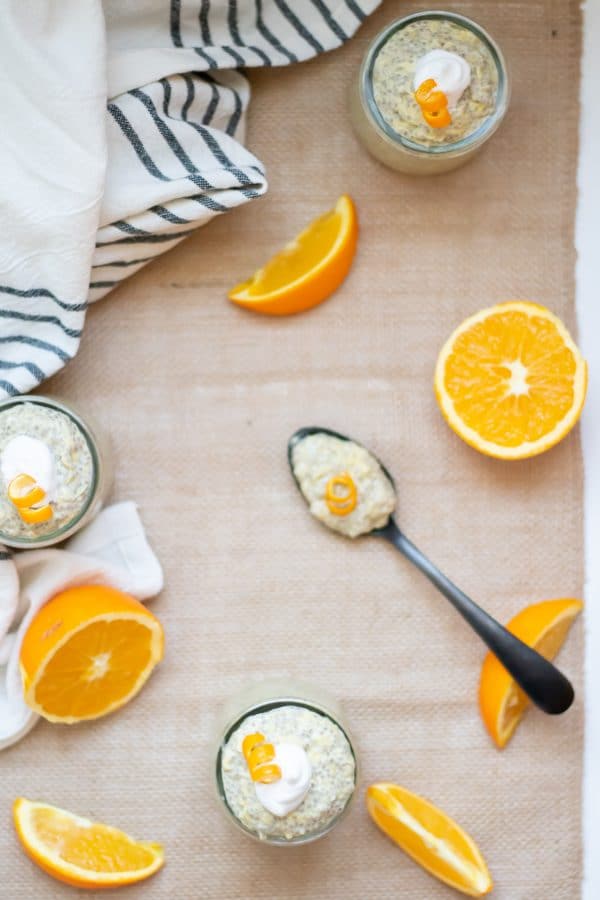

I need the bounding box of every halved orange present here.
[20,585,164,724]
[13,798,164,889]
[479,598,583,748]
[366,783,492,897]
[228,194,358,315]
[434,301,587,459]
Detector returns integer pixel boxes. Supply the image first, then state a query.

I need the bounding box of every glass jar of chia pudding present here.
[215,679,357,845]
[0,396,112,549]
[350,10,510,175]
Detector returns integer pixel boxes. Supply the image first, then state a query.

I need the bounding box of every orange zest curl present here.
[19,504,54,524]
[248,742,277,769]
[242,732,282,783]
[7,474,53,524]
[251,764,282,784]
[325,473,357,516]
[7,474,46,509]
[414,78,452,129]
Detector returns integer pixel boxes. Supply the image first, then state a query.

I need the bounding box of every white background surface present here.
[577,2,599,897]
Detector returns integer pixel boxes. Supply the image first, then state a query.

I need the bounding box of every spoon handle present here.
[379,519,574,715]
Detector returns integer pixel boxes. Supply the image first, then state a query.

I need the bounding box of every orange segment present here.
[20,585,164,724]
[366,783,492,897]
[228,194,358,316]
[479,598,583,748]
[13,798,164,889]
[434,301,587,459]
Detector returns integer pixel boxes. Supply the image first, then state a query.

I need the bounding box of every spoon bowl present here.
[288,426,575,716]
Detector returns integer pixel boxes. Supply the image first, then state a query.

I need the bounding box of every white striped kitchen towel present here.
[0,0,379,399]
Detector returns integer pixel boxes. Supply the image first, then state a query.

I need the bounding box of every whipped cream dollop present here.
[254,743,312,817]
[413,49,471,109]
[1,435,56,500]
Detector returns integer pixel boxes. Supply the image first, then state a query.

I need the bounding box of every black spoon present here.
[288,426,574,716]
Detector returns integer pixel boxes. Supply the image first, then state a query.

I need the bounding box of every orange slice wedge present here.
[434,301,587,459]
[228,194,358,315]
[366,783,492,897]
[479,598,583,748]
[13,798,164,889]
[20,585,164,724]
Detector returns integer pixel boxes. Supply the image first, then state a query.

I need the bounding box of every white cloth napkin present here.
[0,502,163,751]
[0,0,379,399]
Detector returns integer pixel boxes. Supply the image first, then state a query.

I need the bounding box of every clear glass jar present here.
[0,395,113,549]
[214,678,358,846]
[350,10,510,175]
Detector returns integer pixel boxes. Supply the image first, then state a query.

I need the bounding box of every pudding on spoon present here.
[288,426,575,716]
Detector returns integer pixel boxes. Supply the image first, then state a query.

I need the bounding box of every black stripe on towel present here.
[0,359,45,382]
[0,309,81,339]
[97,229,197,247]
[151,204,191,225]
[222,46,247,68]
[0,335,71,362]
[108,104,169,181]
[255,0,297,63]
[201,73,243,137]
[202,80,220,125]
[343,0,366,22]
[309,0,348,41]
[0,380,18,396]
[170,0,183,46]
[114,220,153,236]
[194,47,218,69]
[199,0,211,43]
[0,285,86,312]
[92,256,158,268]
[272,0,324,54]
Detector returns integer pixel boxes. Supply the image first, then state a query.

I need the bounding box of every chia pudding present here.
[218,701,356,844]
[0,397,110,547]
[350,11,510,175]
[291,432,396,538]
[373,19,498,147]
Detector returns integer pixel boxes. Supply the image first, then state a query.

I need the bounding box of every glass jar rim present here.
[215,697,357,846]
[0,395,100,547]
[360,9,510,157]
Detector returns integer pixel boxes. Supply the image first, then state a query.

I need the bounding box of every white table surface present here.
[577,2,599,896]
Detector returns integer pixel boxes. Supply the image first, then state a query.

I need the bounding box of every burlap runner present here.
[1,1,583,897]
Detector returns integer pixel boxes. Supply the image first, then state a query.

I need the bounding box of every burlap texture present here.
[1,1,583,897]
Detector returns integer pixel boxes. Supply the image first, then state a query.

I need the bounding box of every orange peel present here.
[7,473,53,524]
[325,473,357,516]
[8,474,46,509]
[19,504,53,524]
[241,732,282,783]
[414,78,451,128]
